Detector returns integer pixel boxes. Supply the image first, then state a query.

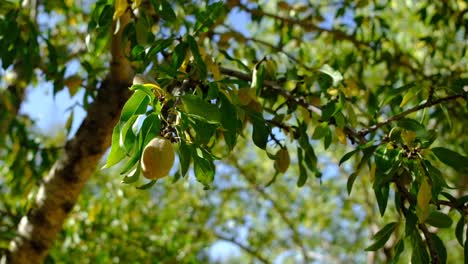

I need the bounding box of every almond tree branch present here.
[5,11,134,264]
[358,93,466,136]
[220,67,322,115]
[394,180,440,263]
[219,66,365,144]
[418,223,440,264]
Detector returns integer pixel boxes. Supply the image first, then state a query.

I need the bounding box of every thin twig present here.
[418,223,440,264]
[220,67,322,115]
[394,179,441,263]
[219,66,365,144]
[238,3,370,48]
[230,157,311,263]
[214,233,270,264]
[359,93,466,136]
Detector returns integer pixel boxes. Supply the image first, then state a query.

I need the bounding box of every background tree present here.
[1,0,467,263]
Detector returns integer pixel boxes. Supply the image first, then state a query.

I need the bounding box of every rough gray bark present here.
[4,12,134,264]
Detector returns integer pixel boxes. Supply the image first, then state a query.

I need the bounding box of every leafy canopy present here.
[1,0,467,263]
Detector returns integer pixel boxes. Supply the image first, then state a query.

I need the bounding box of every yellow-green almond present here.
[141,137,175,179]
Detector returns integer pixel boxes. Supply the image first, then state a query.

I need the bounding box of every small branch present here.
[359,93,466,136]
[238,3,370,48]
[220,67,322,115]
[217,26,316,72]
[418,223,440,264]
[214,233,270,264]
[394,179,441,263]
[219,67,365,144]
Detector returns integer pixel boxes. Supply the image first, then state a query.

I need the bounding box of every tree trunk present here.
[4,12,134,264]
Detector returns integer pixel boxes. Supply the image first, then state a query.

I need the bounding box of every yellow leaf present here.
[113,0,128,20]
[274,148,290,173]
[64,75,82,96]
[132,0,142,9]
[237,88,252,106]
[400,90,416,108]
[277,1,291,10]
[204,55,222,81]
[179,51,192,74]
[264,59,277,79]
[336,127,347,145]
[416,177,432,222]
[327,88,339,96]
[300,107,311,123]
[401,130,416,146]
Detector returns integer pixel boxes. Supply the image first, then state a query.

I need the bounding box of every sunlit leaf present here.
[181,95,221,124]
[113,0,128,20]
[417,177,432,222]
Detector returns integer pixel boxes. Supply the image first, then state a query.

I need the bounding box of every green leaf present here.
[193,153,215,186]
[154,0,176,22]
[130,84,156,103]
[181,94,221,124]
[130,45,145,61]
[103,122,126,168]
[298,123,317,172]
[374,183,390,216]
[425,211,453,228]
[122,165,140,184]
[318,64,343,88]
[190,118,217,145]
[389,239,405,264]
[432,147,468,171]
[119,150,141,176]
[321,102,336,121]
[187,35,207,79]
[297,147,308,187]
[464,237,468,264]
[430,233,447,264]
[312,122,329,139]
[365,222,398,251]
[98,4,113,28]
[178,140,191,177]
[339,149,359,165]
[251,63,265,95]
[120,91,150,122]
[136,180,157,190]
[411,231,430,264]
[374,145,400,180]
[120,115,138,153]
[456,215,466,246]
[249,111,269,149]
[138,113,161,149]
[173,41,188,70]
[65,110,74,136]
[421,159,448,197]
[397,118,434,145]
[405,211,418,237]
[347,172,358,195]
[146,38,174,59]
[219,93,238,150]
